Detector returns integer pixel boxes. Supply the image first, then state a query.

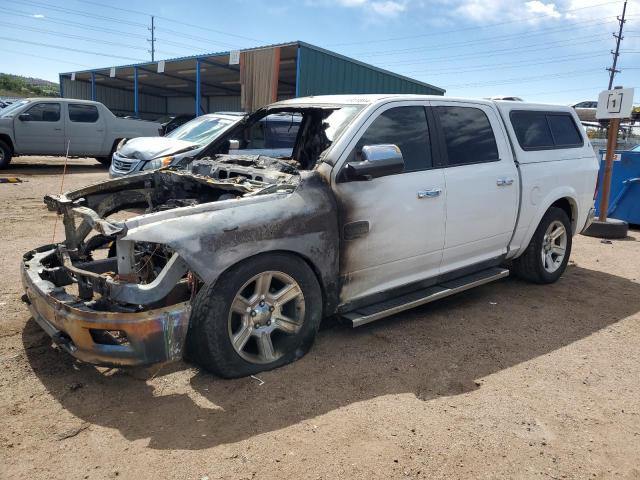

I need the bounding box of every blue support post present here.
[59,74,64,98]
[195,59,201,117]
[91,72,96,101]
[295,46,302,98]
[134,66,139,118]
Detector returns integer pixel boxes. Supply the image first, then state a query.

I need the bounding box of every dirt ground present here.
[1,156,639,480]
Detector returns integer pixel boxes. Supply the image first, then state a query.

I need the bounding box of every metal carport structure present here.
[59,41,445,119]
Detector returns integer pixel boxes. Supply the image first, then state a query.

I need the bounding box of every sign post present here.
[598,116,620,222]
[585,86,634,238]
[595,87,634,221]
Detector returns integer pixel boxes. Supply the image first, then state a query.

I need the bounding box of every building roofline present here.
[59,40,445,93]
[296,41,445,94]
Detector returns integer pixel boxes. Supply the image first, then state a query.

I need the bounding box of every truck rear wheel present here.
[512,207,572,284]
[186,253,323,378]
[0,140,13,169]
[95,156,111,167]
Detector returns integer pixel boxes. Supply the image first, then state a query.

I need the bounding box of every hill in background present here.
[0,73,59,98]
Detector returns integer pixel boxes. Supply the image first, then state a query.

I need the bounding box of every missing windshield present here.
[199,105,363,170]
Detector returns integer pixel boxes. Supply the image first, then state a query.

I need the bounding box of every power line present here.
[403,52,613,76]
[0,36,147,62]
[353,16,617,58]
[11,0,148,27]
[2,7,148,39]
[155,26,242,50]
[1,22,150,51]
[2,48,91,68]
[71,0,266,44]
[328,0,622,46]
[447,68,603,89]
[375,35,610,68]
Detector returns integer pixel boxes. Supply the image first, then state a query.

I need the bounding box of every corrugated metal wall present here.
[167,96,242,114]
[296,45,444,97]
[62,78,165,117]
[208,95,242,112]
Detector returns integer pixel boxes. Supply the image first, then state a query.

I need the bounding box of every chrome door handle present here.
[417,188,442,199]
[496,178,514,186]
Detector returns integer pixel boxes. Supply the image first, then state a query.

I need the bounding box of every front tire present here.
[186,253,323,378]
[0,140,13,169]
[512,207,572,284]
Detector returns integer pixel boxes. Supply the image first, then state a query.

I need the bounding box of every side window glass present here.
[548,114,582,147]
[238,114,301,151]
[436,106,499,165]
[511,111,583,150]
[510,111,554,149]
[69,104,99,123]
[351,106,431,172]
[25,103,60,122]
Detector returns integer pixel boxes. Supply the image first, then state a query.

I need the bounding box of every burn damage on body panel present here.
[20,103,354,366]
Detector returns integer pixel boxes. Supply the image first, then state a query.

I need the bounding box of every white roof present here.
[271,94,575,112]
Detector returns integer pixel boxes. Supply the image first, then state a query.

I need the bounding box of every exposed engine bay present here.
[28,157,300,315]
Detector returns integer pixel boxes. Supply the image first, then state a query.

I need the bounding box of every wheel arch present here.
[0,134,14,153]
[515,189,579,259]
[207,249,337,318]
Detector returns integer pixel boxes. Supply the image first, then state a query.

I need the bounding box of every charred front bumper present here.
[21,245,192,367]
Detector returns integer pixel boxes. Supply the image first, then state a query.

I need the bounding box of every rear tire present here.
[512,207,572,284]
[95,156,111,167]
[186,253,323,378]
[0,140,13,169]
[95,139,121,167]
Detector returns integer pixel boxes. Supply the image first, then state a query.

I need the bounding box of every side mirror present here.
[344,144,404,181]
[228,139,240,150]
[18,113,32,122]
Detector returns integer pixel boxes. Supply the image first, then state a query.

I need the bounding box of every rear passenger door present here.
[430,101,519,273]
[333,102,446,303]
[66,103,106,156]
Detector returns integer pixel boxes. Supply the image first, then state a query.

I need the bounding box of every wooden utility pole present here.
[598,1,628,221]
[607,0,627,89]
[149,16,156,62]
[598,116,620,221]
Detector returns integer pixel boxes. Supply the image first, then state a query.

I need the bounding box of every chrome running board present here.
[343,267,509,328]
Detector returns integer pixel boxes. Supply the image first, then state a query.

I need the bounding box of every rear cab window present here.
[69,104,99,123]
[434,106,499,166]
[510,110,583,150]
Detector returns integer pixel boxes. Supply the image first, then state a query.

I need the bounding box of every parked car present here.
[157,114,196,135]
[21,94,598,378]
[0,98,160,168]
[572,101,598,122]
[489,96,524,101]
[109,111,301,177]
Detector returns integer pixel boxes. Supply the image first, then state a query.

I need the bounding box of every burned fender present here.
[122,171,341,314]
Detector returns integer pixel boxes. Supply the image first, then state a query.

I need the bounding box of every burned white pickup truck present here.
[21,95,597,378]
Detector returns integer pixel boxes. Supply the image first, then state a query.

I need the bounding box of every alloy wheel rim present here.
[227,271,305,364]
[541,220,567,273]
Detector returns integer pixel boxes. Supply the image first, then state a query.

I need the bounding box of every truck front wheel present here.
[0,140,13,169]
[512,207,572,284]
[186,253,323,378]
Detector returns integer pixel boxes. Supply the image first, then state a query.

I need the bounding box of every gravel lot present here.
[1,157,639,480]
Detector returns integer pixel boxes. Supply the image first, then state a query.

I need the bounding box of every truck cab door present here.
[332,102,446,304]
[429,101,519,274]
[66,103,106,156]
[13,102,64,155]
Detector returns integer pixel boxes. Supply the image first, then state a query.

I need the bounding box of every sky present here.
[0,0,638,105]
